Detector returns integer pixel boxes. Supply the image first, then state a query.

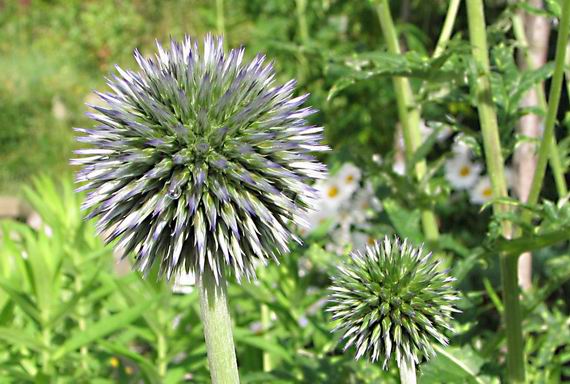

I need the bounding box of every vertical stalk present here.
[525,0,570,210]
[512,12,568,198]
[376,0,440,241]
[261,303,272,372]
[157,333,167,378]
[74,277,89,372]
[466,1,524,382]
[216,0,225,38]
[295,0,310,82]
[399,358,417,384]
[197,265,240,384]
[433,0,461,58]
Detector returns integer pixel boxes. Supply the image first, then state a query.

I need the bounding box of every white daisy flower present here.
[336,162,362,196]
[314,177,352,209]
[470,176,494,205]
[444,155,482,190]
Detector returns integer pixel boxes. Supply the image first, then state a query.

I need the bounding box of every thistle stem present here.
[524,0,570,209]
[466,1,524,382]
[197,266,240,384]
[376,0,440,241]
[512,12,568,198]
[399,358,417,384]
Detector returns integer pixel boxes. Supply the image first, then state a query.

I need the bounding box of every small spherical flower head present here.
[328,237,459,369]
[73,35,328,282]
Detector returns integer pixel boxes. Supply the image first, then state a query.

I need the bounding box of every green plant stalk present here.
[216,0,225,38]
[261,303,272,372]
[376,0,440,241]
[41,327,52,375]
[157,333,167,378]
[433,0,461,58]
[512,13,568,198]
[295,0,309,82]
[197,265,240,384]
[399,358,417,384]
[466,1,524,382]
[566,40,570,103]
[525,0,570,210]
[74,277,89,372]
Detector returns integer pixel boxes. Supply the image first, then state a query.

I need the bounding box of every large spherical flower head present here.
[73,35,328,282]
[328,237,459,369]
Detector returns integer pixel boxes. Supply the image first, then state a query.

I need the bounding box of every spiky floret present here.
[328,237,459,369]
[73,35,327,282]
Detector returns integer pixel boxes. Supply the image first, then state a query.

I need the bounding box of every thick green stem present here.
[399,358,417,384]
[376,0,440,241]
[466,1,525,382]
[525,0,570,209]
[433,0,461,58]
[512,12,568,198]
[197,266,240,384]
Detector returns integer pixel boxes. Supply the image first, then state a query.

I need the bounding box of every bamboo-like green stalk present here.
[524,0,570,210]
[197,266,240,384]
[512,13,568,198]
[466,1,525,382]
[399,358,417,384]
[376,0,440,241]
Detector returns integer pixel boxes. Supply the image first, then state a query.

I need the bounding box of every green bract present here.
[73,35,327,283]
[328,237,459,369]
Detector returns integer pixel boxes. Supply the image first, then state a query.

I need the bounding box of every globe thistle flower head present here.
[73,35,328,283]
[328,236,459,369]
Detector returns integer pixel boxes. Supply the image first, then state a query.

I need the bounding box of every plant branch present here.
[433,0,461,58]
[466,0,525,382]
[525,0,570,210]
[512,11,568,198]
[376,0,440,241]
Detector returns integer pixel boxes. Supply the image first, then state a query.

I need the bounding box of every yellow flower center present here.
[110,357,120,368]
[327,186,339,198]
[482,187,492,198]
[345,174,354,184]
[459,165,471,177]
[367,237,375,245]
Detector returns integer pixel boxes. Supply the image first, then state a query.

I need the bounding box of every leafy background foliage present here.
[0,0,569,382]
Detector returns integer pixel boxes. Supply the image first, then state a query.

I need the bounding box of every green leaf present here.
[0,326,45,352]
[233,328,294,364]
[421,345,493,384]
[495,227,570,255]
[382,198,423,243]
[52,300,155,361]
[0,280,41,326]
